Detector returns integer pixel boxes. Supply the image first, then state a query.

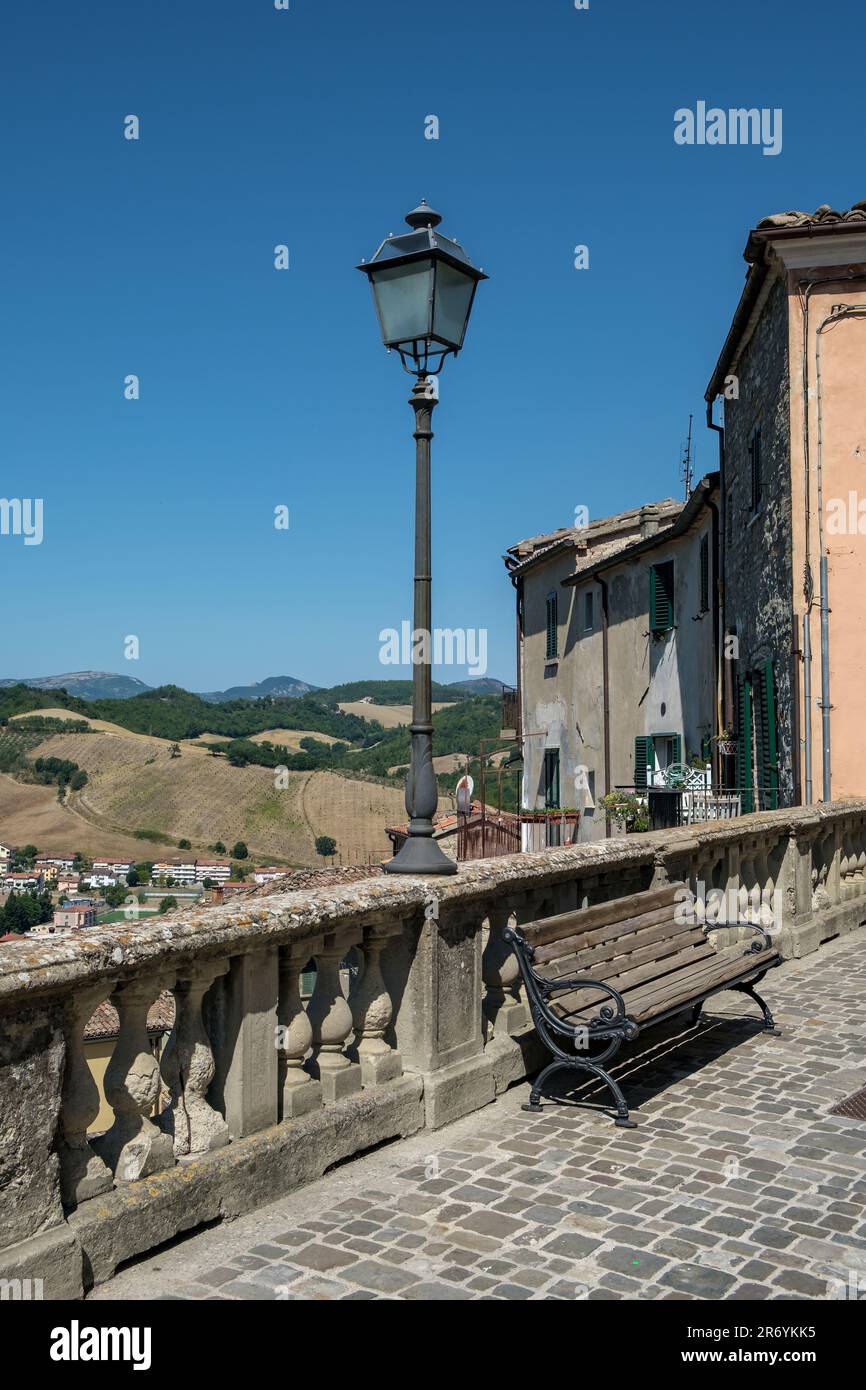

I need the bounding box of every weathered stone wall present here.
[723,272,795,803]
[2,798,866,1298]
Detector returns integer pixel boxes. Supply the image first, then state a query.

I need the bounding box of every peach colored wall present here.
[786,265,866,800]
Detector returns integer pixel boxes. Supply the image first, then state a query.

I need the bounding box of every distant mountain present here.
[199,675,321,703]
[0,670,494,706]
[447,678,508,695]
[0,671,153,700]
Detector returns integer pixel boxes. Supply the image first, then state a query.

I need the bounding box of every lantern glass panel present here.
[432,260,477,349]
[370,260,434,346]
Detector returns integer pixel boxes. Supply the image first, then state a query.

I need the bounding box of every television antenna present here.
[681,413,694,498]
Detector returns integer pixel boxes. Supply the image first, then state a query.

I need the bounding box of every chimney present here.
[639,503,662,539]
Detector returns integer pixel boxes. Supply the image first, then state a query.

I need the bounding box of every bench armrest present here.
[702,917,777,955]
[503,927,639,1045]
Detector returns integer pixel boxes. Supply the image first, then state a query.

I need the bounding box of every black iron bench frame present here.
[504,913,781,1130]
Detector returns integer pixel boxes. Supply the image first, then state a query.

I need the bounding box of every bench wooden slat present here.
[552,946,775,1026]
[551,940,718,1018]
[538,914,705,980]
[622,948,777,1024]
[542,922,711,989]
[521,884,681,949]
[532,903,687,966]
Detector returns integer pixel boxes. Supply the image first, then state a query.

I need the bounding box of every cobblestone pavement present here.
[91,934,866,1301]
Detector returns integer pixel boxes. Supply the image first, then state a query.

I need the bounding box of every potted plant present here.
[714,727,738,758]
[599,791,650,833]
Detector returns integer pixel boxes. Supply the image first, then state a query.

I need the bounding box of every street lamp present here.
[358,201,487,875]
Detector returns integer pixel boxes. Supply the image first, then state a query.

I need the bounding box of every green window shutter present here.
[737,676,754,813]
[699,534,709,613]
[757,661,779,810]
[649,562,674,633]
[753,667,767,801]
[545,593,558,659]
[543,749,560,807]
[634,736,652,790]
[673,733,682,766]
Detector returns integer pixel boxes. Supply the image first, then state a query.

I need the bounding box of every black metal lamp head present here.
[357,201,487,377]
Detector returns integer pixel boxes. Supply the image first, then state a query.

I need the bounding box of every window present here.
[649,560,675,634]
[737,662,778,812]
[635,733,682,789]
[749,425,762,512]
[545,592,558,660]
[543,749,560,808]
[584,589,594,632]
[699,533,710,613]
[653,734,682,776]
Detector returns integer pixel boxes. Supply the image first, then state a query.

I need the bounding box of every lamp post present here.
[358,200,486,874]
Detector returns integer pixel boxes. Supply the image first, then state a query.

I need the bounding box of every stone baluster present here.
[755,846,773,924]
[738,852,753,919]
[160,958,230,1157]
[482,903,528,1038]
[307,930,362,1102]
[277,942,322,1118]
[348,926,402,1085]
[58,985,116,1207]
[93,977,176,1182]
[827,827,842,905]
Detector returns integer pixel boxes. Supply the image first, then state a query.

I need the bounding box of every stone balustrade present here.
[2,799,866,1298]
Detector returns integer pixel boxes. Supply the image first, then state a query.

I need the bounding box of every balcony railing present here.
[2,798,866,1297]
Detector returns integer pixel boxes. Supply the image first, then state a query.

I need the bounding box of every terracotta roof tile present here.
[85,991,175,1042]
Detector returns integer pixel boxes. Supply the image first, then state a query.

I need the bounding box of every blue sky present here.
[2,0,864,691]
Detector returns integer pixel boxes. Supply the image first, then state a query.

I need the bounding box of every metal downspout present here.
[706,402,726,780]
[802,614,812,803]
[599,575,612,838]
[706,496,721,787]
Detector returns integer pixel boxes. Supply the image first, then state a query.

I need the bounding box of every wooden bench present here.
[504,882,781,1129]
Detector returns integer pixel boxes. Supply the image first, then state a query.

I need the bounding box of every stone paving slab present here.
[90,934,866,1301]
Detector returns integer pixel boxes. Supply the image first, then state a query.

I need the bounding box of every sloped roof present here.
[504,498,683,579]
[753,199,866,236]
[707,196,866,400]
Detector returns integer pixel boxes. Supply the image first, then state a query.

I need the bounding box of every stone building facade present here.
[706,198,866,808]
[505,479,719,842]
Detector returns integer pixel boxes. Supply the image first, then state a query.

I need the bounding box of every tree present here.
[126,868,140,887]
[134,861,153,882]
[232,841,248,860]
[315,835,337,860]
[169,743,181,758]
[231,863,247,881]
[70,770,88,790]
[158,896,178,914]
[0,888,53,934]
[178,838,191,850]
[212,841,227,854]
[202,877,215,889]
